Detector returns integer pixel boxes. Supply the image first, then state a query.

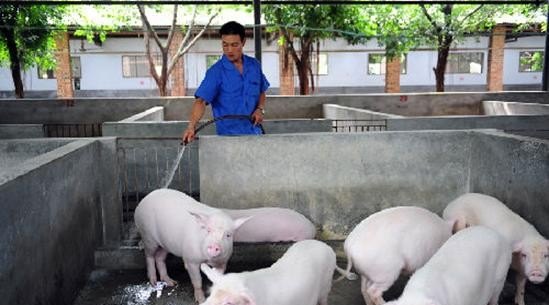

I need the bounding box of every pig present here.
[221,207,316,242]
[200,239,356,305]
[385,226,512,305]
[342,206,453,305]
[442,192,549,305]
[134,188,250,303]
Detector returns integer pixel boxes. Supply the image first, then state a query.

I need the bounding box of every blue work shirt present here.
[195,54,270,135]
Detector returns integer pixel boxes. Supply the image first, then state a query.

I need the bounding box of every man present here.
[182,21,270,144]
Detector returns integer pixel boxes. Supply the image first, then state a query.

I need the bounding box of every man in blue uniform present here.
[182,21,270,144]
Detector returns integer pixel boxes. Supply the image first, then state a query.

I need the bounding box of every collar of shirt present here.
[221,54,250,73]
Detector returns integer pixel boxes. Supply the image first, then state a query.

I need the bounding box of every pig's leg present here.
[144,247,158,286]
[514,273,527,305]
[185,262,205,303]
[361,276,375,305]
[366,271,400,305]
[155,247,177,286]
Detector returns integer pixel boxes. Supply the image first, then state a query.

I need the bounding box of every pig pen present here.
[0,138,120,305]
[76,129,548,305]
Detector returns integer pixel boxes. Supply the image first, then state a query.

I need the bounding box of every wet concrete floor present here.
[73,262,548,305]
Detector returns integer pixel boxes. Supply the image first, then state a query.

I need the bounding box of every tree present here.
[0,4,66,98]
[264,4,369,95]
[137,5,219,96]
[360,5,425,92]
[417,4,499,92]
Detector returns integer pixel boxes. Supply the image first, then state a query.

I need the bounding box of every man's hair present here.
[219,21,245,42]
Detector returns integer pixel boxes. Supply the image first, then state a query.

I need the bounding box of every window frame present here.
[367,53,407,75]
[518,50,544,73]
[122,54,163,78]
[445,52,484,74]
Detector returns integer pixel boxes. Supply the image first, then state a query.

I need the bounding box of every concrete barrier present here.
[323,104,404,120]
[198,131,549,239]
[0,124,44,139]
[119,106,164,122]
[2,92,548,124]
[482,100,549,115]
[0,138,120,305]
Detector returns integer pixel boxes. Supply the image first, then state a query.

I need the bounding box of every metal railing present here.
[332,119,387,132]
[43,123,102,137]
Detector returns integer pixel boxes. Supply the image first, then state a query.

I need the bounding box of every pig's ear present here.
[189,212,209,229]
[201,263,222,283]
[512,241,523,253]
[233,216,252,230]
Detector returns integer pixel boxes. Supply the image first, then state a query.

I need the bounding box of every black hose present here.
[183,114,265,145]
[194,114,265,135]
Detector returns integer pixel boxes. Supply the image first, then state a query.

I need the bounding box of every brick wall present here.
[487,24,507,92]
[169,30,186,96]
[54,32,74,98]
[385,56,401,93]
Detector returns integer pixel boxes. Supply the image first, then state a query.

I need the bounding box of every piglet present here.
[221,207,316,242]
[134,188,250,303]
[385,226,512,305]
[443,192,549,305]
[200,239,356,305]
[342,206,453,305]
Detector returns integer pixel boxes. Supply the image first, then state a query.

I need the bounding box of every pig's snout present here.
[528,270,547,284]
[207,244,222,258]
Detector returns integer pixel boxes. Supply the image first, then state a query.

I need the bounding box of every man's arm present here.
[251,92,266,125]
[182,98,206,144]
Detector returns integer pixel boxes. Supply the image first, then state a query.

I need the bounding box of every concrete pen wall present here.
[198,131,549,239]
[0,138,120,305]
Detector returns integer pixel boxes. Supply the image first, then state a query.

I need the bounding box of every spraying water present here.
[161,144,187,189]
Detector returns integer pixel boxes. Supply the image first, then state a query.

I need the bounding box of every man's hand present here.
[252,108,264,125]
[182,127,196,145]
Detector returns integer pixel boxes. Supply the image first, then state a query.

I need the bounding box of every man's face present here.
[222,34,245,63]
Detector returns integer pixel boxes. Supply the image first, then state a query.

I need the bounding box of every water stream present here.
[160,144,187,189]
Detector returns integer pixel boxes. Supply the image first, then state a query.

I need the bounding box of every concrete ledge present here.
[482,100,549,115]
[0,124,44,139]
[119,106,164,122]
[323,104,404,120]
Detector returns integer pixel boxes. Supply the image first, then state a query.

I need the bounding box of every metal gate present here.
[332,119,387,132]
[116,140,199,241]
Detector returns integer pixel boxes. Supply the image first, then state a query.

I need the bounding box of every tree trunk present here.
[296,38,312,95]
[297,62,310,95]
[3,23,24,98]
[434,35,453,92]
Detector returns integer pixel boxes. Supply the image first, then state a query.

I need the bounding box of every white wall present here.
[503,36,544,85]
[0,35,543,93]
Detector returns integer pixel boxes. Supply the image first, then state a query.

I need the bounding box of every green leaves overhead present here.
[0,5,66,70]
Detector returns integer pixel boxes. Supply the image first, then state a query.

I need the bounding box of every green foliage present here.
[0,4,66,70]
[263,4,370,45]
[360,5,425,58]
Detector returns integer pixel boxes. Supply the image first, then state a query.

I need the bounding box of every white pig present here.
[221,207,316,242]
[385,226,512,305]
[343,206,453,305]
[134,188,250,303]
[200,239,356,305]
[442,192,549,305]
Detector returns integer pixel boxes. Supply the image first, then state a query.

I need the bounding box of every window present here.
[122,54,162,78]
[206,55,220,69]
[367,54,407,75]
[311,53,328,75]
[37,57,81,79]
[519,51,544,72]
[446,52,484,74]
[294,53,328,75]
